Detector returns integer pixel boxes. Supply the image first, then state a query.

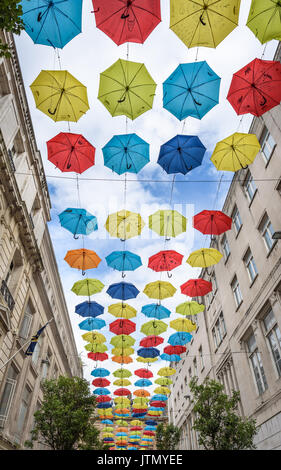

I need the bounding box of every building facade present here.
[169,42,281,451]
[0,31,83,450]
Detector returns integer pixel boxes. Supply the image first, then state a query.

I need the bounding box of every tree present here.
[189,377,258,450]
[0,1,24,57]
[156,423,181,450]
[25,376,105,450]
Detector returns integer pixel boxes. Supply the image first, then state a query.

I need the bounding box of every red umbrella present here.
[130,426,143,431]
[193,210,232,236]
[135,368,153,378]
[88,352,108,361]
[140,335,164,348]
[143,431,155,436]
[163,345,186,355]
[180,279,212,297]
[92,378,111,387]
[148,250,183,276]
[109,318,136,335]
[92,0,161,46]
[114,388,131,396]
[227,58,281,117]
[150,401,166,408]
[47,132,95,173]
[132,408,148,413]
[96,395,112,403]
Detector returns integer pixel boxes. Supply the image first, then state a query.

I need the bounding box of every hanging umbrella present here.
[103,426,114,432]
[141,304,171,320]
[149,209,187,239]
[154,378,173,386]
[103,134,150,175]
[140,335,164,348]
[85,343,108,353]
[141,320,167,336]
[137,357,158,363]
[148,250,183,277]
[112,356,133,364]
[163,63,221,121]
[105,210,145,241]
[168,332,192,346]
[193,210,232,236]
[30,70,89,122]
[134,379,153,387]
[47,132,95,173]
[92,378,110,387]
[170,0,241,48]
[160,353,181,362]
[116,427,129,433]
[110,335,135,348]
[134,390,150,397]
[91,368,110,377]
[210,132,261,171]
[143,281,176,300]
[59,208,98,239]
[180,278,212,297]
[158,135,206,173]
[115,420,129,426]
[112,347,135,357]
[130,426,143,431]
[114,388,131,396]
[109,318,136,335]
[186,248,223,268]
[113,368,132,378]
[154,386,171,395]
[106,250,142,277]
[227,58,281,117]
[137,348,160,358]
[75,301,104,318]
[247,0,281,44]
[96,395,112,403]
[108,303,137,319]
[82,332,106,344]
[157,367,176,377]
[164,345,186,355]
[72,279,104,296]
[78,317,106,331]
[64,249,101,275]
[92,0,161,45]
[176,301,205,316]
[170,318,197,333]
[93,387,111,396]
[135,369,153,379]
[113,378,132,386]
[107,282,139,301]
[98,59,157,120]
[21,0,82,48]
[88,352,108,361]
[114,397,131,405]
[145,420,157,425]
[102,420,114,425]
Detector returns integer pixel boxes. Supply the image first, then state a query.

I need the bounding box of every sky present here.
[14,0,278,400]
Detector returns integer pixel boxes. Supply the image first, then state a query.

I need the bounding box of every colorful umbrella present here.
[30,70,89,122]
[82,332,106,344]
[163,62,221,121]
[154,386,171,395]
[135,369,153,379]
[157,367,176,377]
[180,278,212,297]
[168,332,192,346]
[140,335,164,347]
[21,0,82,48]
[109,318,136,335]
[148,250,183,276]
[134,389,150,397]
[98,59,157,120]
[143,281,176,300]
[91,368,110,377]
[193,210,232,236]
[108,303,137,319]
[110,335,135,348]
[114,397,131,405]
[105,210,145,240]
[114,388,131,396]
[210,132,261,171]
[107,282,139,301]
[141,304,171,320]
[101,420,114,425]
[134,379,153,387]
[64,249,101,275]
[59,208,98,239]
[71,279,104,296]
[93,387,111,396]
[92,0,161,45]
[149,209,187,239]
[227,58,281,117]
[170,318,196,333]
[106,251,142,278]
[170,0,241,48]
[141,320,168,336]
[112,347,135,357]
[164,345,186,355]
[113,368,132,378]
[137,357,158,363]
[115,420,129,426]
[176,301,205,316]
[112,356,133,364]
[79,318,106,331]
[137,347,160,358]
[92,378,110,387]
[158,134,206,174]
[95,395,111,403]
[88,352,108,361]
[47,132,95,173]
[247,0,281,44]
[103,133,150,175]
[154,378,173,386]
[160,353,181,362]
[75,301,104,318]
[186,248,223,268]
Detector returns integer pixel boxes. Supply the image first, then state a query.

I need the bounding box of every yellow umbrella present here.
[131,420,143,426]
[132,404,147,410]
[103,432,114,438]
[108,303,137,319]
[140,320,168,336]
[133,397,149,404]
[154,386,171,395]
[114,397,131,405]
[110,335,135,348]
[210,132,261,172]
[176,301,205,316]
[81,331,106,344]
[136,357,158,363]
[186,248,223,268]
[143,281,176,300]
[113,379,132,387]
[71,278,104,296]
[112,347,134,357]
[149,209,187,239]
[115,420,129,426]
[154,377,173,386]
[103,427,114,432]
[30,70,89,122]
[105,210,145,240]
[170,0,241,49]
[113,368,132,378]
[158,367,176,377]
[170,318,197,333]
[84,343,108,353]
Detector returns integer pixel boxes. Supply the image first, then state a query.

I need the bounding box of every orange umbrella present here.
[134,389,150,397]
[115,408,130,414]
[64,249,101,275]
[116,427,128,433]
[112,356,133,364]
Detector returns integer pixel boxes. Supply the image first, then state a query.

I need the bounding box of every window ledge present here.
[266,240,278,258]
[249,274,258,288]
[224,253,230,265]
[235,225,243,239]
[264,146,276,169]
[235,300,243,312]
[248,189,258,208]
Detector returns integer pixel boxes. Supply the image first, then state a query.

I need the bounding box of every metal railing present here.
[0,280,15,312]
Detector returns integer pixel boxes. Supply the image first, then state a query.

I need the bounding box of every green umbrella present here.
[247,0,281,44]
[149,209,187,239]
[140,320,168,336]
[71,278,104,296]
[154,377,173,386]
[113,368,132,378]
[110,335,135,348]
[176,301,205,316]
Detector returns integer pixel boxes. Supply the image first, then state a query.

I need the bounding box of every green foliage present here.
[156,423,181,450]
[0,1,24,57]
[24,376,105,450]
[189,377,258,450]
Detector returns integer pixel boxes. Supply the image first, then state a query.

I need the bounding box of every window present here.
[231,276,243,308]
[41,350,52,380]
[18,302,33,340]
[244,172,257,203]
[247,333,268,395]
[263,309,281,377]
[212,311,227,348]
[199,346,204,370]
[260,126,276,163]
[193,358,197,376]
[16,386,32,437]
[243,248,258,283]
[232,206,242,235]
[259,213,275,252]
[0,364,19,428]
[32,333,43,366]
[221,234,230,260]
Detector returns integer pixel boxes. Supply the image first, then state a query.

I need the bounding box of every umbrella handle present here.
[118,97,126,103]
[91,8,99,13]
[120,238,126,242]
[165,237,171,242]
[82,270,86,276]
[121,13,130,19]
[241,164,249,170]
[199,14,206,25]
[73,234,79,240]
[122,272,126,278]
[167,272,172,278]
[126,163,132,170]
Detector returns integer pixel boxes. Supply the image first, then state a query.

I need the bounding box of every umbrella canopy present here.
[180,278,212,297]
[149,209,187,238]
[170,318,196,333]
[154,386,171,395]
[96,395,112,403]
[168,332,193,346]
[113,378,132,387]
[210,132,261,171]
[137,357,158,363]
[107,282,139,301]
[93,387,111,396]
[106,250,142,276]
[47,132,95,174]
[88,352,108,361]
[103,133,150,175]
[186,248,223,268]
[105,210,145,240]
[92,0,161,45]
[148,250,183,277]
[170,0,241,48]
[143,281,176,300]
[102,420,114,425]
[78,318,106,331]
[193,210,232,235]
[154,378,173,386]
[109,318,136,335]
[98,59,157,120]
[135,369,153,379]
[160,353,181,362]
[112,347,135,357]
[114,388,131,396]
[21,0,82,48]
[158,135,206,174]
[110,335,135,348]
[64,249,101,274]
[30,70,89,122]
[113,368,132,378]
[227,58,281,117]
[141,320,168,336]
[92,378,110,387]
[71,279,104,296]
[97,402,113,409]
[75,301,104,318]
[157,367,176,377]
[137,347,160,358]
[134,389,150,397]
[114,397,131,405]
[108,303,137,319]
[163,63,221,121]
[82,332,106,344]
[116,420,129,426]
[247,0,281,44]
[140,335,164,348]
[176,301,205,316]
[91,368,110,377]
[59,208,98,238]
[134,379,153,387]
[141,304,171,320]
[164,345,186,355]
[112,356,133,364]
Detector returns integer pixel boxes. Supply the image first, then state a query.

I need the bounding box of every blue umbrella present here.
[91,368,110,377]
[132,413,147,418]
[97,403,112,409]
[107,282,139,301]
[137,348,160,359]
[104,438,114,442]
[149,406,165,411]
[157,135,206,175]
[21,0,82,49]
[163,61,221,121]
[160,353,181,362]
[145,420,157,425]
[93,388,111,396]
[101,419,113,425]
[75,301,104,318]
[168,332,192,346]
[134,379,153,387]
[116,433,128,437]
[106,250,142,277]
[103,133,150,175]
[144,426,156,431]
[141,304,171,319]
[59,208,98,239]
[151,395,168,402]
[78,317,106,331]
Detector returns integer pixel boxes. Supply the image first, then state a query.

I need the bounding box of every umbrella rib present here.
[52,3,82,33]
[129,6,145,43]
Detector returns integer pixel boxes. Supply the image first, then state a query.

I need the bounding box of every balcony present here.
[0,280,15,312]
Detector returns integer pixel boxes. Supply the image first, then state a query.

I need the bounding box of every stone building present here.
[169,42,281,451]
[0,31,83,450]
